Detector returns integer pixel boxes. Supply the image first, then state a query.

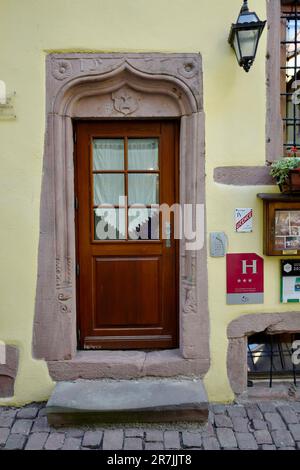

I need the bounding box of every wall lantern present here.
[228,0,266,72]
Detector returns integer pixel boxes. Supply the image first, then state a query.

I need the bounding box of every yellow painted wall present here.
[0,0,292,406]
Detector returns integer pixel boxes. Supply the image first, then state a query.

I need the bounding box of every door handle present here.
[165,221,171,248]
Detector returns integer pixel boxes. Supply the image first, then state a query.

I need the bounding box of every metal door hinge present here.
[76,264,80,276]
[74,196,79,210]
[74,131,77,143]
[77,328,81,341]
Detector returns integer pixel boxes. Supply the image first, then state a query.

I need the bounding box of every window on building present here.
[281,0,300,153]
[248,332,300,386]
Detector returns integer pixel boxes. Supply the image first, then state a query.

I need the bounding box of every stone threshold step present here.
[46,378,208,426]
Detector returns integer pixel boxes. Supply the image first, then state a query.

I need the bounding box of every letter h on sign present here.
[242,260,257,275]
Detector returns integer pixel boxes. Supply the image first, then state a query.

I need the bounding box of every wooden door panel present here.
[93,257,161,327]
[75,120,179,350]
[90,244,162,256]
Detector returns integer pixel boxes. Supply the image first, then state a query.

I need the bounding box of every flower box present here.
[288,167,300,193]
[279,168,300,193]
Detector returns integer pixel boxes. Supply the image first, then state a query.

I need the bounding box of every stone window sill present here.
[237,381,300,402]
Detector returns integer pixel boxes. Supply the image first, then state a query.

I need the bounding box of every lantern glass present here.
[237,28,260,59]
[233,34,241,63]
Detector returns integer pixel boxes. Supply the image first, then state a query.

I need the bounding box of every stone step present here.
[46,378,208,426]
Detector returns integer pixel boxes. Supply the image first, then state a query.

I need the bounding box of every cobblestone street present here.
[1,401,300,450]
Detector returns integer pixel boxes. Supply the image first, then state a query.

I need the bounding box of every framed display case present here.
[257,194,300,256]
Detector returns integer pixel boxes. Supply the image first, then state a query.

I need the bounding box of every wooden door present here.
[75,121,179,349]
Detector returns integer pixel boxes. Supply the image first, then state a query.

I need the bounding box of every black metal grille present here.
[281,1,300,151]
[248,332,300,387]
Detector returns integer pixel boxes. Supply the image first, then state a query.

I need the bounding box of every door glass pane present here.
[128,174,159,205]
[128,138,159,170]
[94,208,126,240]
[93,139,124,170]
[94,174,124,205]
[128,207,159,240]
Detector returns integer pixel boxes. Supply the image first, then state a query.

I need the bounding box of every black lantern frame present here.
[228,0,266,72]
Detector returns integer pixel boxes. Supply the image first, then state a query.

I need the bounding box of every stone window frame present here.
[33,53,210,381]
[227,312,300,397]
[0,345,19,398]
[265,0,300,162]
[266,0,283,163]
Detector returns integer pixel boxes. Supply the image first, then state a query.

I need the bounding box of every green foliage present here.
[270,157,300,185]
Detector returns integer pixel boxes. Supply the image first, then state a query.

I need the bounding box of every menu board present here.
[275,210,300,252]
[281,260,300,303]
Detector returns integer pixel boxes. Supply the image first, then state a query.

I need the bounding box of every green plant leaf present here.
[270,157,300,185]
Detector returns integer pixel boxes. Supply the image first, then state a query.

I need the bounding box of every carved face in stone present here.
[112,87,140,115]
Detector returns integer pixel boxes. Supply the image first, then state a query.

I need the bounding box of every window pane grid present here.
[91,137,160,241]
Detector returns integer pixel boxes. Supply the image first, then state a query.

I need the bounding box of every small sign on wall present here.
[235,208,253,233]
[281,260,300,303]
[226,253,264,305]
[210,232,228,257]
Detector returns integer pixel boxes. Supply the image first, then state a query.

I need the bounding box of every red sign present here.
[226,253,264,305]
[236,210,253,231]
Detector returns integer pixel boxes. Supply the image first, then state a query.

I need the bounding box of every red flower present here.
[288,146,298,156]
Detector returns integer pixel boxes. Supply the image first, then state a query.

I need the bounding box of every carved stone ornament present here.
[55,258,62,287]
[183,282,197,315]
[52,60,72,80]
[58,292,71,302]
[177,60,199,79]
[112,86,140,115]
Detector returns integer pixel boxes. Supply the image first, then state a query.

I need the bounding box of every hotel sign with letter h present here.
[226,253,264,305]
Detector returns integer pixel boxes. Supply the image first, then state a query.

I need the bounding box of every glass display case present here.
[257,194,300,256]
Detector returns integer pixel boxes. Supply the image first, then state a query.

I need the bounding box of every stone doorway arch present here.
[33,53,209,380]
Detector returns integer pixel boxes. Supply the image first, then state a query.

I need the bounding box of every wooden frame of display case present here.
[258,193,300,256]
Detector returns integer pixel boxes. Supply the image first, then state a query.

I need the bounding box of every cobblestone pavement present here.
[0,402,300,450]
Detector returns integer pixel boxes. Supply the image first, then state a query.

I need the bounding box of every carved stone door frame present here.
[33,53,210,379]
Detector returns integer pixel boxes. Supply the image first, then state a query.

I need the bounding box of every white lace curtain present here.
[93,138,158,206]
[128,138,158,170]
